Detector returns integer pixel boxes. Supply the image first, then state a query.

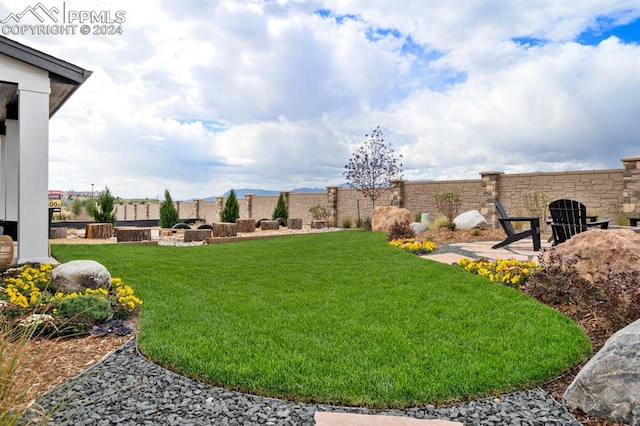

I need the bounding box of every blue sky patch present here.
[175,118,228,132]
[511,36,547,48]
[577,15,640,45]
[313,9,359,24]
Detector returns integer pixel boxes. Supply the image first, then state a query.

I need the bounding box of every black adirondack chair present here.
[548,199,610,245]
[492,200,541,251]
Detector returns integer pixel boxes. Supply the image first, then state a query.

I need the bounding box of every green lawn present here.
[51,231,590,408]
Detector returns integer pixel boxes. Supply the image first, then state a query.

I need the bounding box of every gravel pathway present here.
[29,340,581,425]
[429,243,480,259]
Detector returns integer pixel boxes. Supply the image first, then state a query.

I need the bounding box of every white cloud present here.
[1,0,639,199]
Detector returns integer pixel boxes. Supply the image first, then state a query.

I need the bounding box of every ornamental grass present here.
[0,317,54,425]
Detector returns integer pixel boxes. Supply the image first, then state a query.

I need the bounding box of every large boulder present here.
[371,206,413,233]
[564,318,640,424]
[51,260,112,293]
[541,229,640,283]
[453,210,487,229]
[409,222,428,235]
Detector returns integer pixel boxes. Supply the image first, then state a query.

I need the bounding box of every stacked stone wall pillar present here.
[283,191,290,213]
[245,194,253,218]
[193,199,201,220]
[480,171,503,227]
[390,180,404,208]
[216,197,224,222]
[622,156,640,217]
[327,186,338,225]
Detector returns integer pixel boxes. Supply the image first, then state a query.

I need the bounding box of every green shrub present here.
[159,189,180,228]
[360,216,372,231]
[84,197,97,218]
[92,186,117,225]
[272,193,288,220]
[56,294,111,323]
[221,189,240,223]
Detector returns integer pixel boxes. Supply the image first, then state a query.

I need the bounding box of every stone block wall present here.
[196,200,218,224]
[623,156,640,214]
[401,179,484,221]
[147,203,160,221]
[116,202,160,221]
[486,169,624,226]
[287,192,327,223]
[112,156,640,229]
[248,195,279,221]
[334,187,391,224]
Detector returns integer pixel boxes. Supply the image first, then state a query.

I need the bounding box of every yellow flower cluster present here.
[3,264,54,308]
[389,238,437,254]
[49,287,109,304]
[112,278,143,310]
[1,264,142,312]
[456,257,541,287]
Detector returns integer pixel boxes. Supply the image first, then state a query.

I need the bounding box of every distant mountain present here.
[202,187,327,200]
[293,187,326,193]
[221,188,279,199]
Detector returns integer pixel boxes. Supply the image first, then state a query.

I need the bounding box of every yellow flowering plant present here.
[456,257,541,288]
[389,238,437,255]
[3,264,53,308]
[1,263,143,335]
[111,278,143,311]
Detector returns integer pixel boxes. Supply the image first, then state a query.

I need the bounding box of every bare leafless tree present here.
[344,126,403,209]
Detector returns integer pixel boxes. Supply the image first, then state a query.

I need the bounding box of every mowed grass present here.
[51,231,590,407]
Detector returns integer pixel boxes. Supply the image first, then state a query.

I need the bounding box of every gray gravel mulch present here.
[27,340,582,425]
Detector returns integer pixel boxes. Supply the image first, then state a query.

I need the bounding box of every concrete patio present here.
[422,237,552,265]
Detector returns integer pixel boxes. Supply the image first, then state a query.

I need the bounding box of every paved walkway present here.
[422,237,552,265]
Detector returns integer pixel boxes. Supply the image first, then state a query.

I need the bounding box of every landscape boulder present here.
[409,222,428,235]
[564,318,640,424]
[453,210,487,229]
[541,229,640,283]
[51,260,112,293]
[372,206,413,232]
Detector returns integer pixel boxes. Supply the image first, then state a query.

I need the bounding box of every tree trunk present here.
[287,218,302,229]
[236,219,255,233]
[184,229,212,242]
[260,220,279,231]
[49,228,68,239]
[85,223,113,239]
[115,228,151,242]
[311,220,327,229]
[212,222,237,238]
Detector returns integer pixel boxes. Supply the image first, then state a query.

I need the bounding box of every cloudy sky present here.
[2,1,639,200]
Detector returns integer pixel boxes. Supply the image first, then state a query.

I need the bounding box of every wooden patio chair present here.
[492,200,541,251]
[548,199,610,245]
